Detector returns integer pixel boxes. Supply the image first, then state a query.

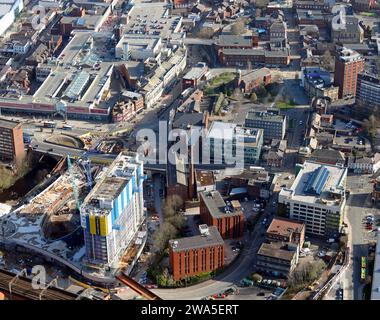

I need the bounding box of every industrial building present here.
[199,190,244,239]
[0,118,24,164]
[278,161,347,237]
[169,225,225,281]
[81,152,145,269]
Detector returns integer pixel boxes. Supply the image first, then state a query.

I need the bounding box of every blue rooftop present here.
[304,166,330,196]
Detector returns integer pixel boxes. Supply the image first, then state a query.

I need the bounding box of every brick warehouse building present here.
[199,190,244,239]
[0,118,24,164]
[169,225,225,281]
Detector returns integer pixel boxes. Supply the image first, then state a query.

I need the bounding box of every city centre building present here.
[278,161,347,237]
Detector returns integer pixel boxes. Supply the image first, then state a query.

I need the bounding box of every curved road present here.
[152,209,270,300]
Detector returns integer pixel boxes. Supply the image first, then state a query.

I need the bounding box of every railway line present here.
[0,269,78,300]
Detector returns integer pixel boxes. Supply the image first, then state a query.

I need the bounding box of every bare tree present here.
[197,27,215,39]
[231,18,246,35]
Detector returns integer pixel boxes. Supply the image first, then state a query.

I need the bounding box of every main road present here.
[340,174,375,300]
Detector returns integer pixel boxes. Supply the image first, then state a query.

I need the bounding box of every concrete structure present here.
[356,73,380,117]
[195,170,216,194]
[347,154,380,174]
[207,121,264,165]
[334,47,364,99]
[182,62,208,89]
[80,152,145,268]
[256,241,298,277]
[199,190,244,239]
[278,161,347,237]
[169,225,224,281]
[0,0,24,37]
[115,35,162,61]
[245,110,287,141]
[331,15,364,44]
[0,118,24,164]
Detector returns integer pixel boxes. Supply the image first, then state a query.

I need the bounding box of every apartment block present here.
[0,118,24,164]
[334,47,364,99]
[80,152,145,268]
[169,225,225,281]
[199,190,244,239]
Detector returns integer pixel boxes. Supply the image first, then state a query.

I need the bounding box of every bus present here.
[361,268,366,282]
[361,256,366,269]
[360,256,366,282]
[43,121,56,128]
[62,124,73,130]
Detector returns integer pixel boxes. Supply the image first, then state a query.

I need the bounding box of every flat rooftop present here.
[195,170,215,187]
[257,242,296,261]
[0,117,20,129]
[124,2,182,39]
[279,161,347,206]
[82,152,141,215]
[246,110,285,123]
[200,190,243,219]
[266,217,305,237]
[169,226,224,252]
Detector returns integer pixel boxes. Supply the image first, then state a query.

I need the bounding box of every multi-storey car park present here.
[278,161,347,237]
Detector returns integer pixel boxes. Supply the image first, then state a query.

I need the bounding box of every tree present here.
[320,50,335,72]
[363,114,379,139]
[231,19,246,35]
[197,27,214,39]
[255,0,269,8]
[153,222,178,252]
[250,92,258,103]
[251,273,263,282]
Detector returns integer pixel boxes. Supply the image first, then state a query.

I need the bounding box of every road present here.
[341,174,375,300]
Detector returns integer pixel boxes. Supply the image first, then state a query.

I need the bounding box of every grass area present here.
[276,100,296,109]
[204,72,236,95]
[359,12,377,17]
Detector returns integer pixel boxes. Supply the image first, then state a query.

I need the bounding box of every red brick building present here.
[334,47,364,99]
[0,118,24,164]
[266,217,306,249]
[218,48,290,67]
[236,68,272,93]
[169,225,225,281]
[199,191,244,239]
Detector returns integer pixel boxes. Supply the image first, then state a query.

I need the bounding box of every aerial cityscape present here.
[0,0,379,304]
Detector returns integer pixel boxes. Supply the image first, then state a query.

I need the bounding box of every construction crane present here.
[67,155,81,211]
[78,157,93,191]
